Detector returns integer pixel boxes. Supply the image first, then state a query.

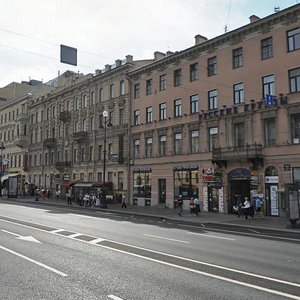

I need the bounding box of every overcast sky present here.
[0,0,298,87]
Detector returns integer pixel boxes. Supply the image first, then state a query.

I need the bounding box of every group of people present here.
[177,195,201,217]
[238,196,263,219]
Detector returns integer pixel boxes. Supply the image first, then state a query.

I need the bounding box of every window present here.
[190,130,199,153]
[134,110,140,126]
[134,83,140,99]
[99,88,104,102]
[90,91,95,105]
[233,83,244,104]
[208,90,218,110]
[174,99,182,117]
[118,172,124,190]
[81,147,85,162]
[208,56,217,76]
[90,117,95,131]
[134,139,140,158]
[110,84,115,98]
[190,95,199,114]
[82,95,87,108]
[234,122,245,147]
[97,172,102,181]
[159,135,167,156]
[174,133,182,155]
[97,145,102,160]
[287,28,300,52]
[262,75,275,98]
[145,137,153,158]
[89,146,93,161]
[233,47,243,68]
[159,103,167,120]
[146,106,153,123]
[289,67,300,93]
[119,108,125,125]
[190,63,199,82]
[291,113,300,144]
[159,74,167,91]
[264,118,276,146]
[82,119,87,131]
[209,127,218,151]
[75,98,80,110]
[261,37,273,59]
[120,80,125,95]
[146,79,152,95]
[174,69,182,87]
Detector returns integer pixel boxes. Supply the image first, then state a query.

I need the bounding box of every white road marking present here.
[108,295,123,300]
[50,229,65,233]
[144,233,190,244]
[187,231,236,241]
[89,238,106,244]
[43,215,60,220]
[0,245,68,277]
[1,215,299,294]
[2,229,41,243]
[68,233,82,238]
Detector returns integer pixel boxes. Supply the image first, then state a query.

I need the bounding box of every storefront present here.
[133,168,152,206]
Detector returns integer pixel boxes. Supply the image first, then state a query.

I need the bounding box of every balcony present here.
[58,111,71,123]
[16,113,28,122]
[14,135,28,148]
[212,143,263,168]
[43,138,57,148]
[73,131,88,143]
[55,161,72,171]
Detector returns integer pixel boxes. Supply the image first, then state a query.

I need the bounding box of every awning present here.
[73,183,94,188]
[1,173,19,183]
[62,180,77,188]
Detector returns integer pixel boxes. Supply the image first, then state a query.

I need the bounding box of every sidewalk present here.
[2,196,299,232]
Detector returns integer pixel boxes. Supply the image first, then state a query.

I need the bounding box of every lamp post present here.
[102,110,109,190]
[0,142,5,197]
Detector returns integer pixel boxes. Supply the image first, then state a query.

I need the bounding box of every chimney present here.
[115,59,122,67]
[249,15,260,23]
[195,34,208,45]
[105,64,111,71]
[95,69,102,76]
[154,51,166,61]
[166,51,174,56]
[126,55,133,62]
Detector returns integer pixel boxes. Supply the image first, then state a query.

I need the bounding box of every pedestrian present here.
[193,196,200,216]
[177,195,183,216]
[34,189,40,201]
[255,196,264,217]
[189,197,195,214]
[242,197,251,219]
[56,190,60,200]
[121,193,127,208]
[66,190,72,205]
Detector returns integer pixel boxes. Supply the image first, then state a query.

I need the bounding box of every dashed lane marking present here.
[143,233,190,244]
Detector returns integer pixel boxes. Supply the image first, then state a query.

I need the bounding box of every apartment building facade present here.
[128,4,300,216]
[26,55,153,198]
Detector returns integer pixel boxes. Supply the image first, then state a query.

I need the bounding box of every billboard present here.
[60,44,77,66]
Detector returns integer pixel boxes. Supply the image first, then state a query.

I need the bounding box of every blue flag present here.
[265,94,274,107]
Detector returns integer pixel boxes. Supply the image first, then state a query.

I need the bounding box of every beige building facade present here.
[128,4,300,216]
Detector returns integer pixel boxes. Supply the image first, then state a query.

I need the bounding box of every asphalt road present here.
[0,201,299,300]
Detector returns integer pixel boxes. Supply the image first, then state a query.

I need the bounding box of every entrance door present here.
[229,180,250,213]
[158,179,166,204]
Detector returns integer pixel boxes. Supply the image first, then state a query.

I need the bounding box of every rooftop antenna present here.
[274,6,280,12]
[224,25,228,33]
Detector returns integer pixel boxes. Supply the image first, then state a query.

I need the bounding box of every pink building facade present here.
[128,4,300,216]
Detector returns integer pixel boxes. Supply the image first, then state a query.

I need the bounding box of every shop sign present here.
[265,176,278,184]
[228,168,251,180]
[283,164,291,171]
[203,175,214,182]
[174,165,198,170]
[63,174,70,181]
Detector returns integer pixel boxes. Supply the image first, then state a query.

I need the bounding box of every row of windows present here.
[0,103,26,125]
[132,113,300,159]
[133,28,300,98]
[133,68,300,125]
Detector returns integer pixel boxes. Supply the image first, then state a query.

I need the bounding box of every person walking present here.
[255,196,264,217]
[193,196,200,216]
[242,197,251,219]
[56,190,60,200]
[66,190,72,205]
[177,195,183,216]
[121,193,127,208]
[34,189,40,202]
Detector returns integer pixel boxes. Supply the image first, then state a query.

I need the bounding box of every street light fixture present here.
[0,142,5,197]
[102,110,109,208]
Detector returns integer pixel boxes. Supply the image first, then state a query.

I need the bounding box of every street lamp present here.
[102,110,109,208]
[0,142,5,197]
